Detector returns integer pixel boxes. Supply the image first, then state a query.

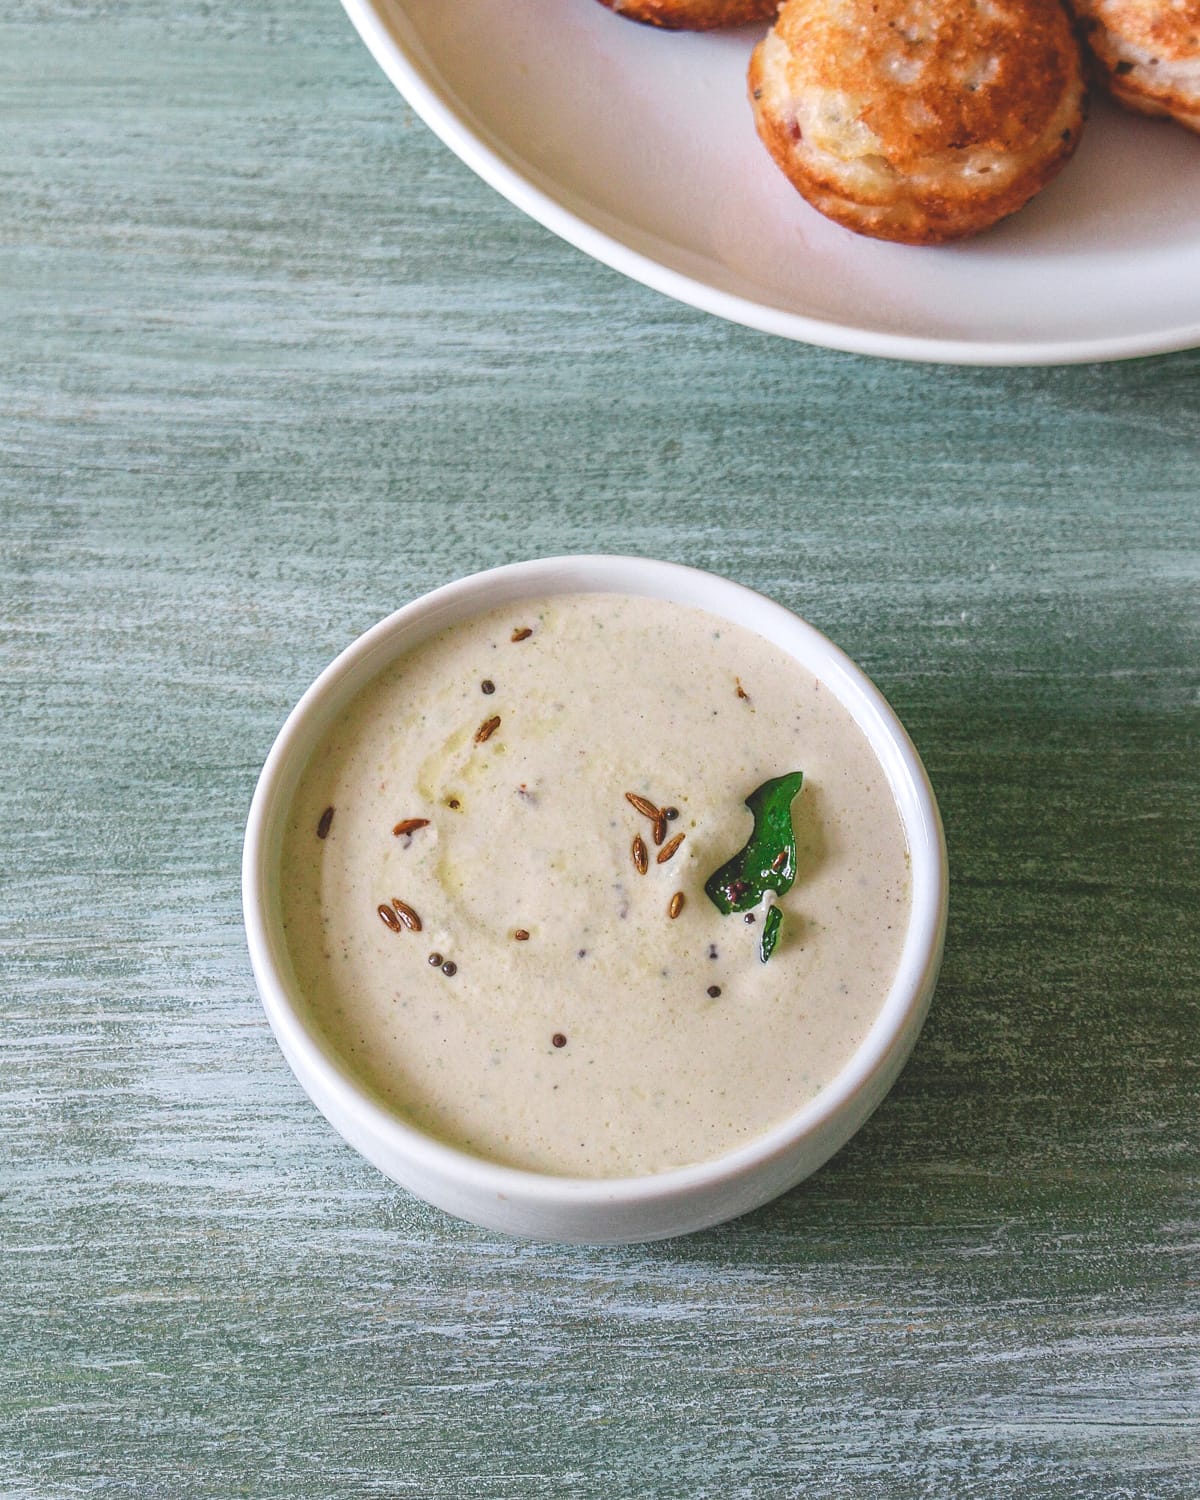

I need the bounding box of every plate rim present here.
[341,0,1200,366]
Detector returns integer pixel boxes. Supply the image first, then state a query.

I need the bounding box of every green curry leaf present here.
[703,772,804,918]
[759,904,783,964]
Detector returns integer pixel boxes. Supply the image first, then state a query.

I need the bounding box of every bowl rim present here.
[243,555,947,1210]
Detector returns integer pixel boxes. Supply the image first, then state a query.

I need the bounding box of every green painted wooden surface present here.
[2,3,1198,1495]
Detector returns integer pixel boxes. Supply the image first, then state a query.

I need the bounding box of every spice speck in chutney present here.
[657,832,685,864]
[392,817,430,838]
[390,898,422,933]
[625,791,662,822]
[316,806,335,839]
[481,679,496,695]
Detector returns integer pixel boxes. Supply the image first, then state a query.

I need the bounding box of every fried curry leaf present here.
[759,903,783,964]
[704,771,804,915]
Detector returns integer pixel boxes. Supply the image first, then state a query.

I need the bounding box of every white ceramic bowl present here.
[243,557,947,1242]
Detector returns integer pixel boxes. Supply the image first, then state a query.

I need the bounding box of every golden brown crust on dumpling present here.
[749,0,1087,243]
[598,0,778,29]
[1070,0,1200,132]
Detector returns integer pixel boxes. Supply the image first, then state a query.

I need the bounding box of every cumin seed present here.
[391,898,423,933]
[668,891,684,920]
[657,832,685,864]
[377,904,402,933]
[475,714,501,743]
[624,791,661,821]
[511,626,533,642]
[652,814,667,846]
[316,806,335,839]
[392,817,430,837]
[771,850,787,871]
[632,834,648,875]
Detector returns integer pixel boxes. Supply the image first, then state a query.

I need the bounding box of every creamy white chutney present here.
[280,593,910,1179]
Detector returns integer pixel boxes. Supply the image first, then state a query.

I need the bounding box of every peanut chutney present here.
[280,593,910,1179]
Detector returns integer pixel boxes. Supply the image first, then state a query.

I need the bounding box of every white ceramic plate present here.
[342,0,1200,365]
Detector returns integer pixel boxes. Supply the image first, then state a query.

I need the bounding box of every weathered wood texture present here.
[2,3,1198,1496]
